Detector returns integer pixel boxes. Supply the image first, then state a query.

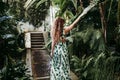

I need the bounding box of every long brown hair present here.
[51,17,65,53]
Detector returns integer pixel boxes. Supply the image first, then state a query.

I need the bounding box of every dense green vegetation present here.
[51,0,120,80]
[0,0,50,79]
[0,0,120,80]
[0,0,30,79]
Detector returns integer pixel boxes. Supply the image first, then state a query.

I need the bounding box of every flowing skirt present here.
[50,42,71,80]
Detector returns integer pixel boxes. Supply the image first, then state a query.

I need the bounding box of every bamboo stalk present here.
[99,3,107,43]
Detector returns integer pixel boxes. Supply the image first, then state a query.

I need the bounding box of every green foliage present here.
[1,0,119,79]
[66,28,105,57]
[35,0,48,8]
[0,57,31,80]
[0,1,29,79]
[51,0,120,80]
[71,0,78,11]
[52,0,83,19]
[44,38,51,52]
[8,0,26,21]
[52,0,71,17]
[71,55,94,79]
[0,17,25,58]
[114,25,120,52]
[71,52,120,80]
[115,26,120,42]
[24,0,50,27]
[74,28,105,51]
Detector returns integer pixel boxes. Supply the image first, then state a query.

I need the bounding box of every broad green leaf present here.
[98,38,105,51]
[83,71,88,78]
[95,30,101,39]
[84,57,94,69]
[83,29,93,43]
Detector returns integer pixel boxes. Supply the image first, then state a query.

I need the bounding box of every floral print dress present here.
[50,42,71,80]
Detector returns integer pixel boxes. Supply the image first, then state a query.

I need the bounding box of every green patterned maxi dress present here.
[50,42,71,80]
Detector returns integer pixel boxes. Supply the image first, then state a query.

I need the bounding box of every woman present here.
[50,16,81,80]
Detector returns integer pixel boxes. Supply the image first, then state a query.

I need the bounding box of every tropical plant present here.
[51,0,120,80]
[71,51,120,80]
[1,0,120,79]
[24,0,50,27]
[0,1,30,79]
[0,59,31,80]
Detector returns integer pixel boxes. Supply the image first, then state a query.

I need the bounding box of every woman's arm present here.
[64,4,96,34]
[64,16,81,34]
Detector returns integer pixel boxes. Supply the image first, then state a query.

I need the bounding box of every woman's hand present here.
[60,37,66,43]
[63,27,71,34]
[50,52,53,58]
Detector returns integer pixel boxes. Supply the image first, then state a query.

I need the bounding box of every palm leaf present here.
[84,57,94,70]
[24,0,36,10]
[71,0,77,11]
[64,10,74,19]
[35,0,48,9]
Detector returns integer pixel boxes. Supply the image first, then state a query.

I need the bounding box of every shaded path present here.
[32,49,50,80]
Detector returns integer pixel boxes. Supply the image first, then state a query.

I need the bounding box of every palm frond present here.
[35,0,48,9]
[71,0,77,11]
[24,0,36,10]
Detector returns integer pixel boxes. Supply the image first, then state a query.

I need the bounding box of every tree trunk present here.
[99,3,107,43]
